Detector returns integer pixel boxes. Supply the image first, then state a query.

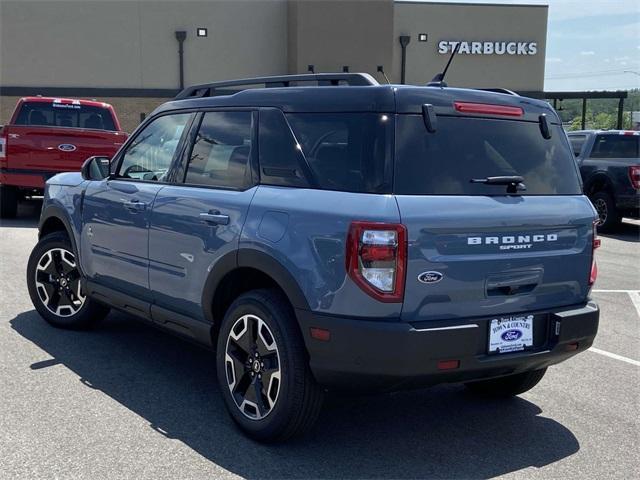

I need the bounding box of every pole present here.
[617,97,624,129]
[581,98,587,130]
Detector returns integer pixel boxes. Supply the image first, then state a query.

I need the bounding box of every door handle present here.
[122,199,147,212]
[199,211,230,226]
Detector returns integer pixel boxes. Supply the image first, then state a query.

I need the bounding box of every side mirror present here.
[81,156,111,180]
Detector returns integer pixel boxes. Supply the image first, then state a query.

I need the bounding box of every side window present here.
[569,135,586,157]
[286,112,393,193]
[258,108,312,188]
[118,113,191,181]
[184,111,253,189]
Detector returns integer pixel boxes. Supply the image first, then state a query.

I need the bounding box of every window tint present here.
[118,113,190,182]
[184,111,253,189]
[590,134,639,159]
[15,102,117,131]
[286,113,392,193]
[395,116,582,195]
[258,108,312,188]
[569,134,587,157]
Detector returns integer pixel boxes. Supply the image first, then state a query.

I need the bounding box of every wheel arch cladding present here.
[39,207,79,254]
[585,173,615,196]
[202,248,311,342]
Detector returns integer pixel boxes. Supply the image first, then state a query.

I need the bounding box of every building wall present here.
[393,1,548,90]
[287,0,394,79]
[0,0,549,130]
[0,0,288,89]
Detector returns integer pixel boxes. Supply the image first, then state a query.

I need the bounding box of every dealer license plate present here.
[488,314,534,354]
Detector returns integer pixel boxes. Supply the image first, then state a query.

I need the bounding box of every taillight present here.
[346,221,407,302]
[629,166,640,190]
[454,101,523,117]
[589,220,600,286]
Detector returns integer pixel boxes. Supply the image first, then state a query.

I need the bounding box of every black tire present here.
[27,231,110,329]
[591,191,621,233]
[0,185,18,219]
[465,368,547,397]
[216,289,324,442]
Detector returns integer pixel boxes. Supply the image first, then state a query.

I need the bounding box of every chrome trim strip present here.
[413,324,479,332]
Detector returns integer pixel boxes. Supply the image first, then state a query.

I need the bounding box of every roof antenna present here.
[377,65,390,84]
[428,43,460,87]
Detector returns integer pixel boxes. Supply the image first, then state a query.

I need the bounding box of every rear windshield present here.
[285,113,393,193]
[14,102,117,131]
[590,134,639,159]
[395,115,582,195]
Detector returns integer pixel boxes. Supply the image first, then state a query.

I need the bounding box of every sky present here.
[406,0,640,91]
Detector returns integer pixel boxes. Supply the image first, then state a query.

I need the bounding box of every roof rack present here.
[175,73,379,100]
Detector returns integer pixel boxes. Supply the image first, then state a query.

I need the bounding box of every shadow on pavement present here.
[599,220,640,243]
[11,309,580,479]
[0,198,42,228]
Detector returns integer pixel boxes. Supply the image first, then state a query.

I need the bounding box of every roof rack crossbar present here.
[174,73,379,99]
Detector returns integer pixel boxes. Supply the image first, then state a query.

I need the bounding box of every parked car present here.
[568,130,640,232]
[0,96,127,218]
[27,74,600,442]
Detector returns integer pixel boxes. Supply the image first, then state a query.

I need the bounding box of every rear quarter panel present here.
[241,186,402,318]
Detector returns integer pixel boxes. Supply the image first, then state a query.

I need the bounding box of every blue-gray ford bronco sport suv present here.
[27,73,600,442]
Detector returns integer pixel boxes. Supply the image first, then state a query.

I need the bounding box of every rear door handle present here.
[122,199,147,212]
[199,211,230,226]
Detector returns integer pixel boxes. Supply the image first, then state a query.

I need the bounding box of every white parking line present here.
[589,348,640,367]
[592,290,640,318]
[592,289,640,293]
[628,291,640,318]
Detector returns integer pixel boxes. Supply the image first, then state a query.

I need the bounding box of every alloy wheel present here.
[593,198,608,225]
[225,314,281,420]
[34,247,85,317]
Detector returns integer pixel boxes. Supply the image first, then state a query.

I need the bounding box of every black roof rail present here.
[475,88,520,96]
[174,73,379,100]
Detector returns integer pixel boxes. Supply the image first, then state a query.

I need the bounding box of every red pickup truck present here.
[0,97,127,218]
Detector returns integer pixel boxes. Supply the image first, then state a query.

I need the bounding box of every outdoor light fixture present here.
[197,28,208,37]
[419,33,428,42]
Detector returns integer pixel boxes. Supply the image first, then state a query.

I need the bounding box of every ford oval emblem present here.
[58,143,77,152]
[501,329,523,341]
[418,271,443,284]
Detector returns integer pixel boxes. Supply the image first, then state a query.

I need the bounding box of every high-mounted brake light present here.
[454,101,523,117]
[346,221,407,302]
[589,220,600,286]
[629,166,640,190]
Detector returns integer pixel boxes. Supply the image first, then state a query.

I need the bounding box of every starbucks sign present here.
[438,40,538,56]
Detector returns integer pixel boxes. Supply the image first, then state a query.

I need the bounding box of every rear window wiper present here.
[470,175,526,194]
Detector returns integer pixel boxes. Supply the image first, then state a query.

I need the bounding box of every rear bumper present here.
[0,170,52,189]
[297,301,599,391]
[615,193,640,217]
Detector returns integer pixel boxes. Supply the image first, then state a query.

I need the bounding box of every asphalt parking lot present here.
[1,199,638,480]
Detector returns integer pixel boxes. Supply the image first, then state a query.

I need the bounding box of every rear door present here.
[394,113,596,323]
[148,110,257,322]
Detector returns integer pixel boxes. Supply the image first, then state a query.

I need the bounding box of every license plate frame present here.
[488,314,534,354]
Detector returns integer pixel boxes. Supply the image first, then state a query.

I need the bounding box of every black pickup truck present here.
[568,130,640,232]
